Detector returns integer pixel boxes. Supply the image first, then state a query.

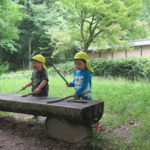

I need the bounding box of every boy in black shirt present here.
[22,54,49,97]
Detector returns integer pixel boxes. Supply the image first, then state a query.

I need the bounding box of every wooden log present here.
[0,94,104,125]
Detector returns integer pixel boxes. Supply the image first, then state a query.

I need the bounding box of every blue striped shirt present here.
[69,69,92,97]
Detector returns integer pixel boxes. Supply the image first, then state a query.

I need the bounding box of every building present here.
[87,39,150,59]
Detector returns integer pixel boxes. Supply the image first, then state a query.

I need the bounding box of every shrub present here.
[48,58,150,80]
[92,58,149,80]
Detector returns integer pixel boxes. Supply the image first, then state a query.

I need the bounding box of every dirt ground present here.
[0,114,91,150]
[0,113,136,150]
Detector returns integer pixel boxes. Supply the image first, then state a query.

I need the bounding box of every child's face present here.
[31,61,43,71]
[74,59,86,71]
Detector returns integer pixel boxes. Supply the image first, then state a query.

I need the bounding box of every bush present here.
[92,58,150,80]
[48,58,150,80]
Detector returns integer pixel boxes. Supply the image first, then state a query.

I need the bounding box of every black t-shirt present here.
[31,69,49,97]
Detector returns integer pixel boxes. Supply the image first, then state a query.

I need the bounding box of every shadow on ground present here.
[0,114,91,150]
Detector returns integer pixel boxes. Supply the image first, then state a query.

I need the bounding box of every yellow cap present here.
[31,54,47,70]
[74,52,94,72]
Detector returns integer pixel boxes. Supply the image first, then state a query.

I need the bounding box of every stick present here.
[22,92,34,97]
[16,88,24,93]
[50,61,68,84]
[47,95,73,103]
[46,91,91,104]
[67,100,88,103]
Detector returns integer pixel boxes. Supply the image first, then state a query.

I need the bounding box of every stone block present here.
[45,118,92,143]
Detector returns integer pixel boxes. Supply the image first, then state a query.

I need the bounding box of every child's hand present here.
[22,86,26,90]
[66,83,70,87]
[73,93,79,99]
[34,88,41,94]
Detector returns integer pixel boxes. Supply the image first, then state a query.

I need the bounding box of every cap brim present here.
[29,59,42,63]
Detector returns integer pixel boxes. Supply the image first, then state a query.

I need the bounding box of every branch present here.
[83,15,95,43]
[93,21,116,39]
[94,30,102,38]
[74,2,87,19]
[84,20,91,24]
[89,19,99,38]
[80,10,87,42]
[74,2,82,17]
[89,15,95,37]
[83,15,97,49]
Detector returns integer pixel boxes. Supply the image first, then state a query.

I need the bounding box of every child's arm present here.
[66,72,76,87]
[67,79,75,87]
[22,82,32,90]
[34,80,47,94]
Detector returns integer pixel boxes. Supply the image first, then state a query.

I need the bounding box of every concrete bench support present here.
[45,118,92,143]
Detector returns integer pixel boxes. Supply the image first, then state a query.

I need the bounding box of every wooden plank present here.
[0,94,104,125]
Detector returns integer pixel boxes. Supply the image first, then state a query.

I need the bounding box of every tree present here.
[0,0,23,57]
[139,0,150,37]
[60,0,146,52]
[0,0,24,70]
[16,0,58,69]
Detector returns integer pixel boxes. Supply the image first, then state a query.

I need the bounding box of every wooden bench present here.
[0,94,104,143]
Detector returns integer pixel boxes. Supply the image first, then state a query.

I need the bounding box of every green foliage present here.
[0,0,150,72]
[92,58,150,80]
[61,0,146,51]
[0,63,9,75]
[138,0,150,37]
[15,0,64,69]
[0,0,24,70]
[47,58,150,80]
[17,3,54,63]
[48,61,74,75]
[0,0,23,52]
[46,1,79,57]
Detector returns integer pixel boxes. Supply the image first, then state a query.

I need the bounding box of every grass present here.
[0,71,150,150]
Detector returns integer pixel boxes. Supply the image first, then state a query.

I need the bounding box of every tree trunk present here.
[22,60,25,69]
[83,38,93,52]
[28,35,33,69]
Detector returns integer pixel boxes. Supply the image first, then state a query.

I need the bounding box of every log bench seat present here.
[0,94,104,143]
